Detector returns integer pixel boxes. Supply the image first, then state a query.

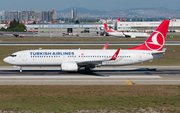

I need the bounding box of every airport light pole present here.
[171,12,173,38]
[171,18,173,38]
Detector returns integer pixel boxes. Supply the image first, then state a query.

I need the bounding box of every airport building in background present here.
[115,19,180,32]
[25,19,180,34]
[26,23,102,33]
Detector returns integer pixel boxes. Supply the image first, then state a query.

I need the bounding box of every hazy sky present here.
[1,0,180,11]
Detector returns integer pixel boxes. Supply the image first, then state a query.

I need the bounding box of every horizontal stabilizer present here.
[151,48,167,54]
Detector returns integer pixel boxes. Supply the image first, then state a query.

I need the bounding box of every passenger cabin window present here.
[10,55,17,57]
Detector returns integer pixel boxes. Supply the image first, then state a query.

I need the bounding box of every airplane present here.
[104,23,125,37]
[104,23,150,38]
[0,20,11,29]
[122,32,150,38]
[3,20,170,73]
[63,32,79,37]
[10,32,39,37]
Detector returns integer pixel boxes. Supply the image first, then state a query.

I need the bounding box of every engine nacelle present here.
[130,35,136,38]
[61,62,78,71]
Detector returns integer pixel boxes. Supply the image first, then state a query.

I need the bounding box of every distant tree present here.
[33,21,36,24]
[75,20,80,24]
[109,26,113,29]
[0,27,6,31]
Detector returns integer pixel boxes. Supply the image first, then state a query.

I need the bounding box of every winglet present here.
[102,42,109,50]
[109,48,120,60]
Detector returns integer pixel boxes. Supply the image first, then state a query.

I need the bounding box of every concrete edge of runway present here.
[0,66,179,85]
[0,65,179,70]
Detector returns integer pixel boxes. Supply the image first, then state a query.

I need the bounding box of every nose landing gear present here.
[19,67,22,73]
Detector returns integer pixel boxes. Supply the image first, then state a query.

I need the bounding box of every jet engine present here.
[61,62,78,71]
[130,36,136,38]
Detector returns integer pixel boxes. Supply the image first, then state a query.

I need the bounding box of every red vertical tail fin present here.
[37,21,40,24]
[24,21,28,25]
[116,18,121,22]
[128,20,170,51]
[104,23,115,32]
[7,20,11,25]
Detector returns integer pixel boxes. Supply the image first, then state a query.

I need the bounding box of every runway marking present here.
[0,80,179,82]
[0,44,179,46]
[0,76,162,79]
[126,81,133,85]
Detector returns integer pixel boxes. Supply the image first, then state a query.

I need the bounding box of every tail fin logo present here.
[145,31,164,51]
[106,27,109,31]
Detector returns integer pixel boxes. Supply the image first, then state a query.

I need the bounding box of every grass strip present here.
[0,34,180,42]
[0,85,179,112]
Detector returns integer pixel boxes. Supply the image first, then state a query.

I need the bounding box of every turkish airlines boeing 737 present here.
[3,20,170,72]
[104,23,150,38]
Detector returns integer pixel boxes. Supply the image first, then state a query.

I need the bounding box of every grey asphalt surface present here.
[0,41,180,45]
[0,66,179,85]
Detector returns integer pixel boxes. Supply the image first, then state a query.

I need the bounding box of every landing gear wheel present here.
[20,67,22,73]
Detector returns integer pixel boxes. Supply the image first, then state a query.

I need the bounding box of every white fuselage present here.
[0,24,7,29]
[124,32,150,38]
[3,49,163,67]
[107,32,125,37]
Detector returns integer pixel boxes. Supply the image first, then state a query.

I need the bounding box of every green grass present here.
[0,34,180,42]
[0,85,179,112]
[0,45,180,66]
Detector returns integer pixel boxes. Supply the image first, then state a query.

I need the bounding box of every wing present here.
[151,48,167,54]
[10,32,19,37]
[77,48,120,66]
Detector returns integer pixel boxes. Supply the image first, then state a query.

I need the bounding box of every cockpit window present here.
[10,55,17,57]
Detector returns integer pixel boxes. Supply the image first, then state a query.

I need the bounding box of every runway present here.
[0,66,179,85]
[0,41,180,46]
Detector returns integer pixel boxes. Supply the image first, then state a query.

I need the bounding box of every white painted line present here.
[0,80,179,82]
[0,44,179,46]
[0,44,138,46]
[0,76,162,79]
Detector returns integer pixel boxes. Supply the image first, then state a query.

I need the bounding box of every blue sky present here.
[1,0,180,11]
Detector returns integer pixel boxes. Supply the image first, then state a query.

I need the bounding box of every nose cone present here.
[3,57,9,64]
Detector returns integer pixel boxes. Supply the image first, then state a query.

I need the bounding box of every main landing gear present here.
[85,67,91,73]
